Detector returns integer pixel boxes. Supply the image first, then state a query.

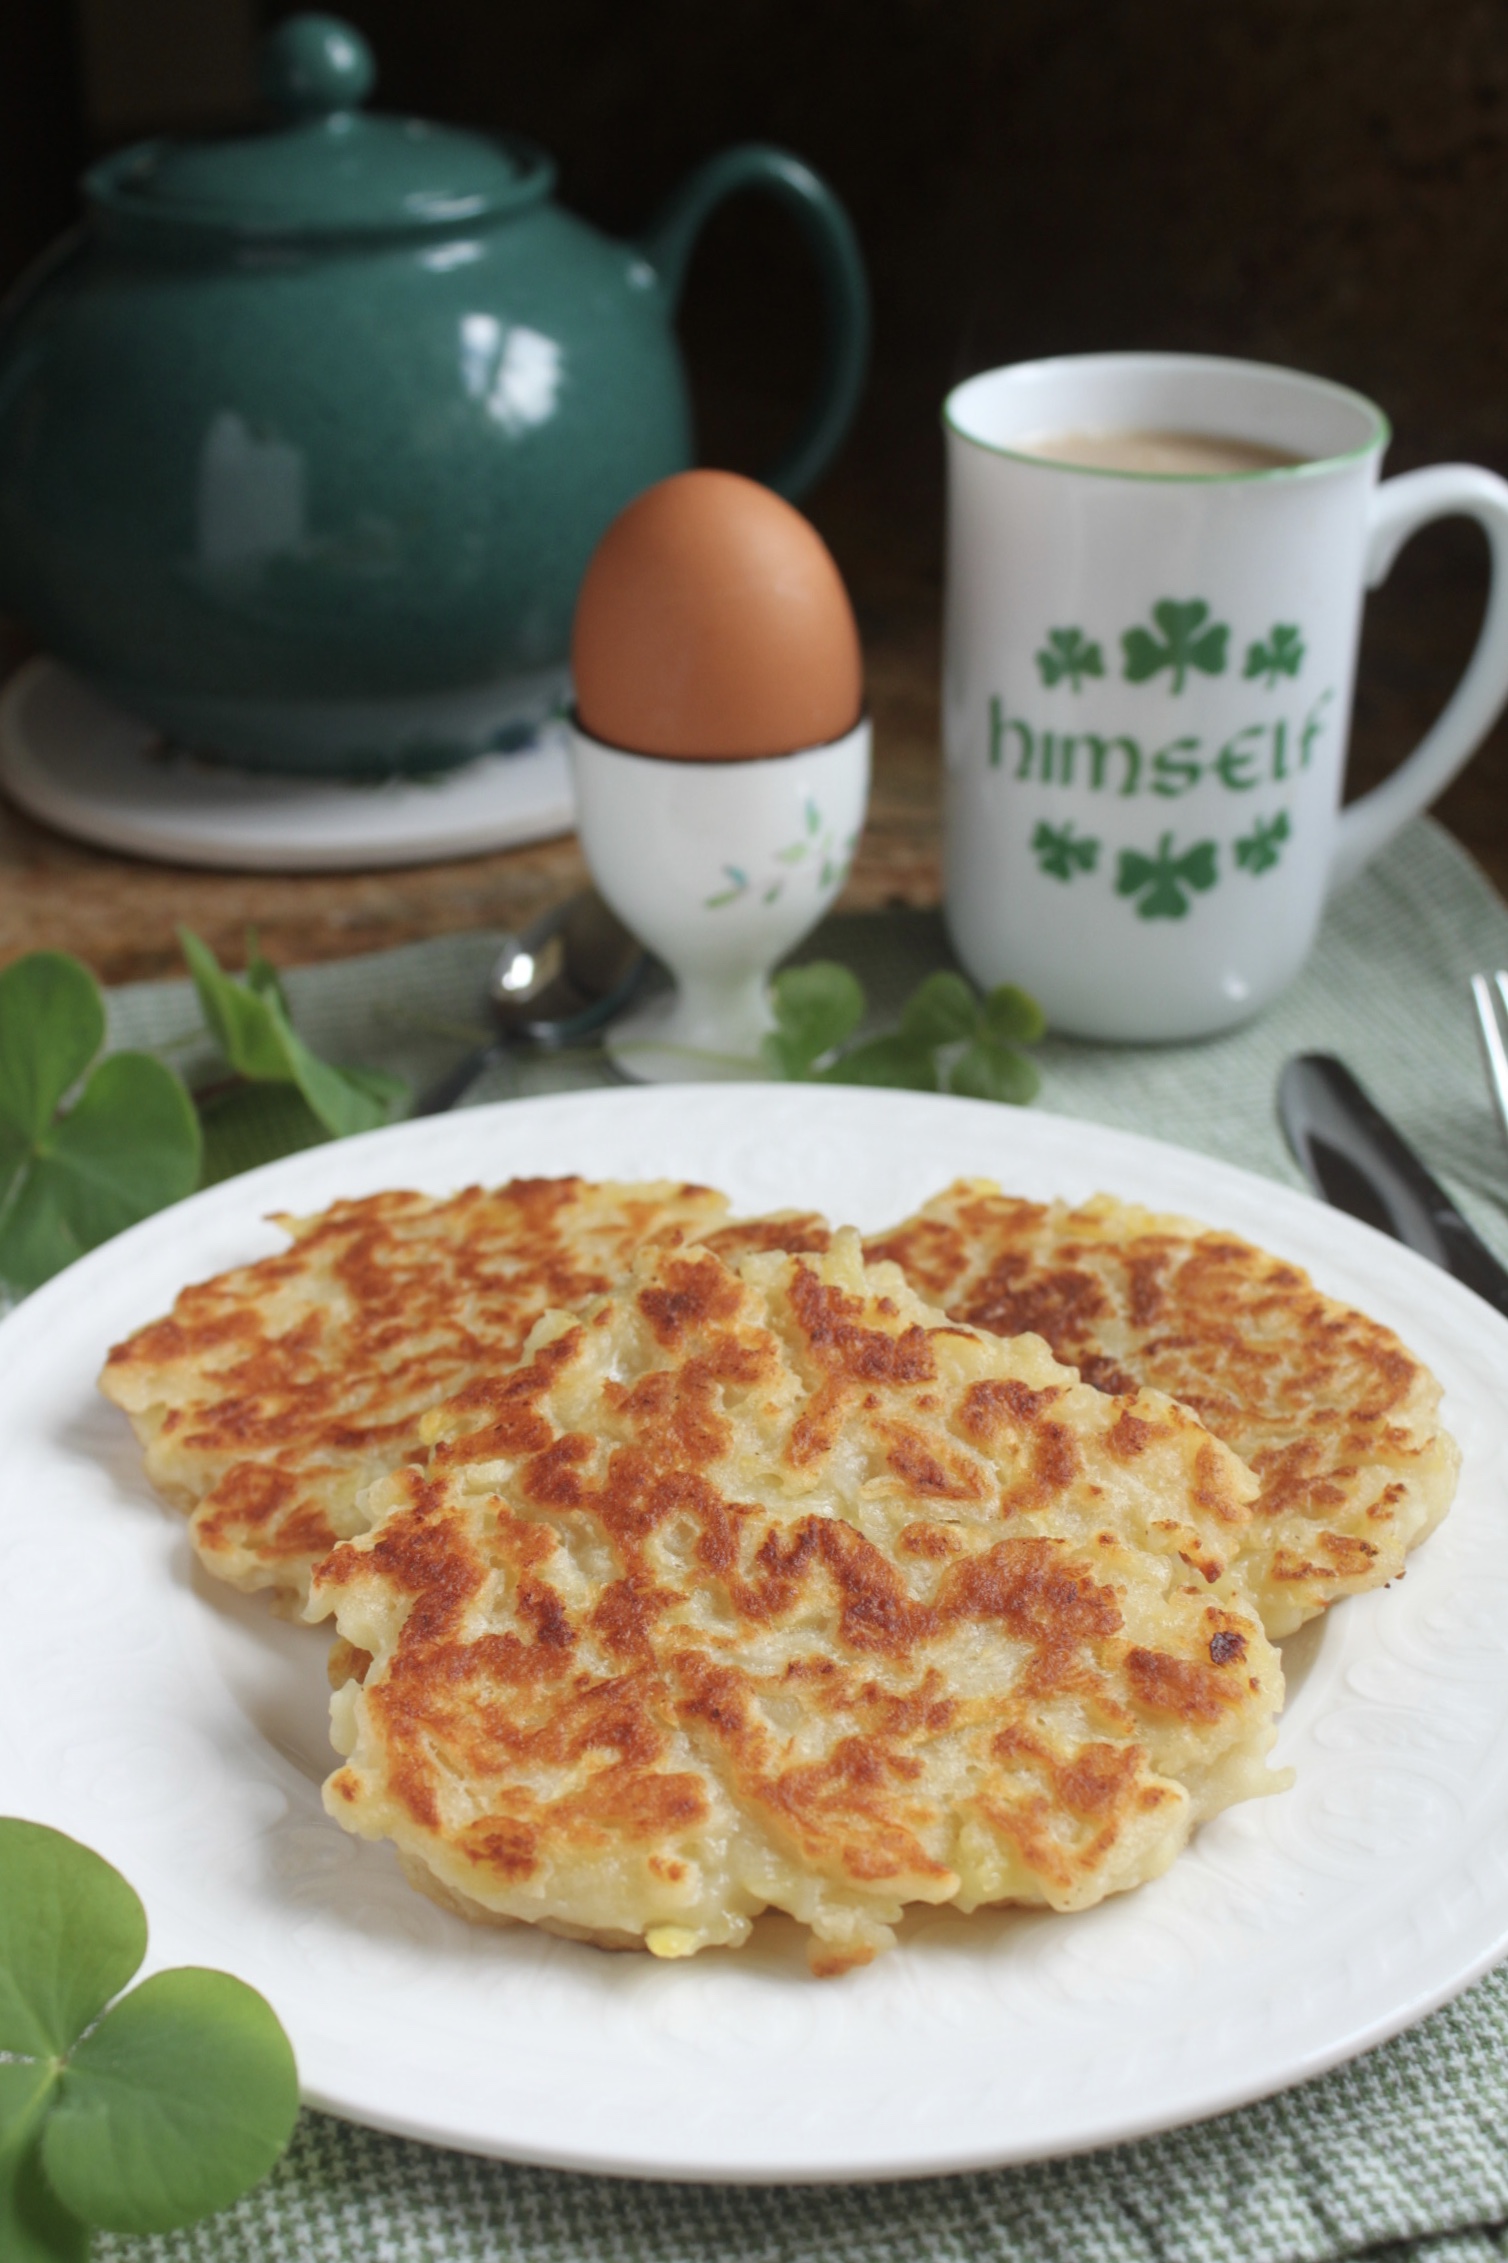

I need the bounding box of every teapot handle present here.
[638,144,869,501]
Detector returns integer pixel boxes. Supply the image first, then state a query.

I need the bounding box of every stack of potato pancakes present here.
[101,1175,1457,1975]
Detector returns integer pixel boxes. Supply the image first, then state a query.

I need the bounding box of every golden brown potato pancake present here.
[864,1181,1459,1638]
[308,1233,1284,1973]
[99,1178,732,1604]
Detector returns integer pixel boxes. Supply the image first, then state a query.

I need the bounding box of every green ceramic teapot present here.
[0,14,868,775]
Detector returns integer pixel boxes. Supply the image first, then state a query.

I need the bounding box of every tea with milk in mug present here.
[1022,429,1305,476]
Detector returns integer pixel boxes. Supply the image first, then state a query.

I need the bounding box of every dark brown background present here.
[3,0,1507,970]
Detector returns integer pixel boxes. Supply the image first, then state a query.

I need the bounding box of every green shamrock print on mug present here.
[1013,599,1305,914]
[1233,808,1291,872]
[1121,600,1229,692]
[1243,624,1305,686]
[1034,627,1105,691]
[1031,820,1100,881]
[1031,812,1292,908]
[1032,602,1306,696]
[1115,832,1219,919]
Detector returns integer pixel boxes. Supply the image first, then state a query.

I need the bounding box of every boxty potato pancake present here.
[864,1182,1459,1638]
[99,1178,734,1604]
[98,1169,1457,1648]
[308,1233,1285,1974]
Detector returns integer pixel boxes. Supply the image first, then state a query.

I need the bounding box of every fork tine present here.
[1472,971,1508,1148]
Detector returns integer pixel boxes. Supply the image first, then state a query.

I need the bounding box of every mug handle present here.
[637,143,870,502]
[1331,464,1508,890]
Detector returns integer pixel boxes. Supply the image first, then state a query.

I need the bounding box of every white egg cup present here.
[569,716,871,1082]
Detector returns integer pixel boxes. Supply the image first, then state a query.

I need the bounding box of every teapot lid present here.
[85,13,553,237]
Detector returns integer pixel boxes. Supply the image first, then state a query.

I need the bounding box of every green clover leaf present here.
[1031,820,1100,882]
[0,955,201,1295]
[181,930,407,1140]
[1035,626,1105,691]
[759,962,866,1079]
[817,1034,940,1090]
[2,2063,88,2263]
[1233,809,1292,875]
[898,971,979,1048]
[1243,623,1305,687]
[0,1820,299,2256]
[0,954,101,1146]
[1121,599,1230,692]
[0,1821,146,2060]
[980,984,1047,1047]
[759,962,1044,1103]
[949,1039,1040,1105]
[1115,833,1220,919]
[43,1969,296,2234]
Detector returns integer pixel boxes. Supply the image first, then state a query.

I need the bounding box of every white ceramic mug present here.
[943,352,1508,1040]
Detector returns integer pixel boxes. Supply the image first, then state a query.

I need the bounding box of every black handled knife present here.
[1277,1052,1508,1317]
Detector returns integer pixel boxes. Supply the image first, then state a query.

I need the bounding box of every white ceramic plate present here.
[3,1085,1506,2185]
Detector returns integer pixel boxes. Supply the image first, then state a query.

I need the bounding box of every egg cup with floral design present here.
[569,715,871,1082]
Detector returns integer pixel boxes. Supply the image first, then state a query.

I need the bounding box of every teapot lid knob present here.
[261,13,376,118]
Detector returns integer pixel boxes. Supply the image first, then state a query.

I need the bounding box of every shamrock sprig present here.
[182,931,406,1177]
[0,955,201,1296]
[0,939,411,1296]
[762,964,1045,1104]
[0,1820,298,2259]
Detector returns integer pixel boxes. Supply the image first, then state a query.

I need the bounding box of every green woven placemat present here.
[92,817,1508,2263]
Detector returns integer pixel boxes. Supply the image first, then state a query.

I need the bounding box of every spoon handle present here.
[412,1041,506,1117]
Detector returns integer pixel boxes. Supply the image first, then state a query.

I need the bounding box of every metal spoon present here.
[413,891,645,1114]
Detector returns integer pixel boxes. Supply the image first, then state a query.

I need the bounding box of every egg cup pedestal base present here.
[604,978,774,1084]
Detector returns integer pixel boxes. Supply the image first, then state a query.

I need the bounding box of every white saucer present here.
[0,658,576,873]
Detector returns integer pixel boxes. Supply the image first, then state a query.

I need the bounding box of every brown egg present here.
[571,469,864,759]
